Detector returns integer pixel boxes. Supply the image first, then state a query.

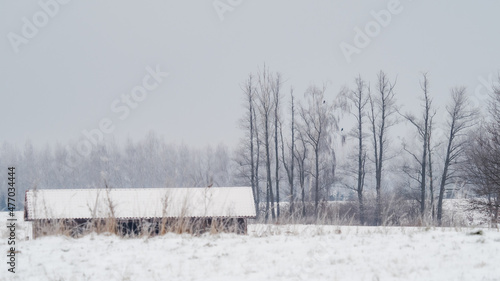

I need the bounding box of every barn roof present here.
[24,187,256,220]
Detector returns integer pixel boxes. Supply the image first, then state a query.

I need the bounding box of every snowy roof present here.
[24,187,256,220]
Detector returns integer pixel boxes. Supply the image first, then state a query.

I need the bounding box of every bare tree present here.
[256,66,276,221]
[400,73,435,218]
[368,71,398,225]
[466,126,500,225]
[253,103,262,219]
[437,87,477,225]
[240,74,260,217]
[298,85,336,218]
[427,113,437,220]
[294,130,308,217]
[272,73,283,219]
[336,76,368,224]
[280,89,296,214]
[465,97,500,226]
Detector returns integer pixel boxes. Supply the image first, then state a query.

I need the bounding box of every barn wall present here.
[30,217,248,238]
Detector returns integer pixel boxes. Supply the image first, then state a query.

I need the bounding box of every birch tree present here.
[299,85,336,218]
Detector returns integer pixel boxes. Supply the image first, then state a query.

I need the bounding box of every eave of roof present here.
[25,187,256,221]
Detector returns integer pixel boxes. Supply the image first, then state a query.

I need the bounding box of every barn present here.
[24,187,256,238]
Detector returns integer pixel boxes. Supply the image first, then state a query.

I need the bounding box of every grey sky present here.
[2,0,499,149]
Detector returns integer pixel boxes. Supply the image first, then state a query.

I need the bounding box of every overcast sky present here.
[2,0,499,149]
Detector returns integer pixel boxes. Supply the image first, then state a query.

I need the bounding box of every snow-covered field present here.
[2,213,500,281]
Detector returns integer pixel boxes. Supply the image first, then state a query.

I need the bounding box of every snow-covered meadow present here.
[2,214,499,281]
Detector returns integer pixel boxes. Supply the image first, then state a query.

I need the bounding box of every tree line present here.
[236,66,499,226]
[0,132,235,211]
[1,68,498,226]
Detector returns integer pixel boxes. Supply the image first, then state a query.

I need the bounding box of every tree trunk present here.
[264,119,275,221]
[437,156,450,225]
[275,99,280,219]
[428,142,435,221]
[420,135,427,218]
[355,81,366,225]
[290,96,295,215]
[314,147,320,218]
[438,116,455,225]
[427,119,435,222]
[248,85,258,218]
[376,123,384,226]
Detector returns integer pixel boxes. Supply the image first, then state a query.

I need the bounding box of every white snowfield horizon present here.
[1,213,499,281]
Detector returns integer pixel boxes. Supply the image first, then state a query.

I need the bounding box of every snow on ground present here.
[1,218,500,281]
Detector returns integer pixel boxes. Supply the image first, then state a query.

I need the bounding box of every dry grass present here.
[253,196,489,228]
[27,185,489,239]
[30,186,248,239]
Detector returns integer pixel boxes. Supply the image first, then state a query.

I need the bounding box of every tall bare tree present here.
[401,73,435,218]
[368,71,398,225]
[253,104,262,218]
[437,87,478,224]
[240,74,260,217]
[272,73,283,219]
[299,85,336,218]
[280,89,296,214]
[256,66,276,221]
[336,76,369,224]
